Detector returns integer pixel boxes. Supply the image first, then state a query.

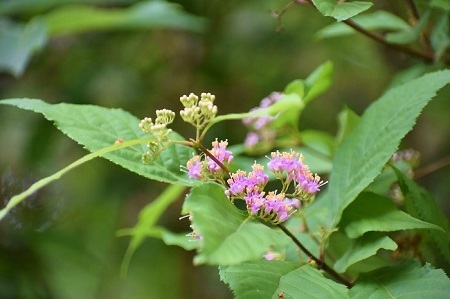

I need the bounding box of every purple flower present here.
[244,188,266,215]
[226,170,248,197]
[246,163,269,192]
[186,155,202,179]
[206,139,233,173]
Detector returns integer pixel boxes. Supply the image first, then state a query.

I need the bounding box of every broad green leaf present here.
[316,11,410,39]
[303,60,333,103]
[0,99,196,186]
[116,184,186,277]
[333,232,397,273]
[350,261,450,298]
[312,0,373,21]
[182,182,289,265]
[339,192,443,239]
[43,1,205,36]
[220,261,349,299]
[335,106,360,147]
[394,167,450,264]
[325,69,450,228]
[0,19,47,76]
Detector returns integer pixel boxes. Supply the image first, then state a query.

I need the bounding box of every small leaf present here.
[0,19,47,76]
[316,11,410,39]
[350,261,450,298]
[335,106,360,147]
[333,232,397,273]
[312,0,373,21]
[325,69,450,228]
[0,99,196,186]
[385,10,430,45]
[394,167,450,264]
[303,60,334,103]
[339,192,443,239]
[182,182,289,265]
[430,12,449,60]
[220,261,349,299]
[284,79,305,99]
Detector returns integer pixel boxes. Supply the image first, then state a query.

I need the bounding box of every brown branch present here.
[414,155,450,179]
[278,223,353,288]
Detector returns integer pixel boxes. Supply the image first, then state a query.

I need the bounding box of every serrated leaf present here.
[325,70,450,228]
[220,261,348,299]
[350,261,450,298]
[0,99,196,186]
[182,182,289,265]
[0,19,47,76]
[340,192,443,239]
[316,11,410,39]
[43,1,205,36]
[312,0,373,21]
[394,167,450,264]
[333,232,397,273]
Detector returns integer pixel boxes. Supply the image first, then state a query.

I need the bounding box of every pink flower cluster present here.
[226,150,326,224]
[185,139,233,180]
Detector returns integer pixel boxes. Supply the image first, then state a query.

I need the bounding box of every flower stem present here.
[278,223,353,288]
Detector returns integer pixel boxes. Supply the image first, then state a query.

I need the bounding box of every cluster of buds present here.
[243,92,283,148]
[180,93,218,137]
[226,150,326,224]
[139,109,176,163]
[184,139,233,182]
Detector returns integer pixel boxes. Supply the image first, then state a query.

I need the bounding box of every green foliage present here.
[0,99,196,186]
[325,70,450,228]
[317,11,410,39]
[0,0,204,76]
[182,182,289,265]
[339,192,443,239]
[349,261,450,298]
[394,168,450,264]
[220,261,348,299]
[312,0,373,21]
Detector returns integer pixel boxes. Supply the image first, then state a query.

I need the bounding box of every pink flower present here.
[186,155,202,179]
[206,139,233,174]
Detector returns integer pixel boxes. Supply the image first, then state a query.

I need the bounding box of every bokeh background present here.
[1,1,449,298]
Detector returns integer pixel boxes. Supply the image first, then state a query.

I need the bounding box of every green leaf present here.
[350,261,450,298]
[0,19,47,76]
[116,184,186,277]
[301,130,335,157]
[430,0,450,10]
[312,0,373,21]
[335,106,360,147]
[325,69,450,228]
[303,60,333,103]
[220,261,349,299]
[316,11,410,39]
[430,12,449,61]
[340,192,443,239]
[284,79,305,99]
[333,232,397,273]
[394,167,450,264]
[385,10,429,45]
[43,1,205,37]
[182,182,289,265]
[270,93,305,130]
[0,99,196,186]
[160,229,200,251]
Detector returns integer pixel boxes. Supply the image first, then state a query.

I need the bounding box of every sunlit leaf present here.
[182,182,289,265]
[312,0,373,21]
[0,99,196,186]
[220,261,349,299]
[325,69,450,228]
[350,261,450,298]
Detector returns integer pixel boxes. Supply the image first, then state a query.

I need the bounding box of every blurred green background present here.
[1,0,449,298]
